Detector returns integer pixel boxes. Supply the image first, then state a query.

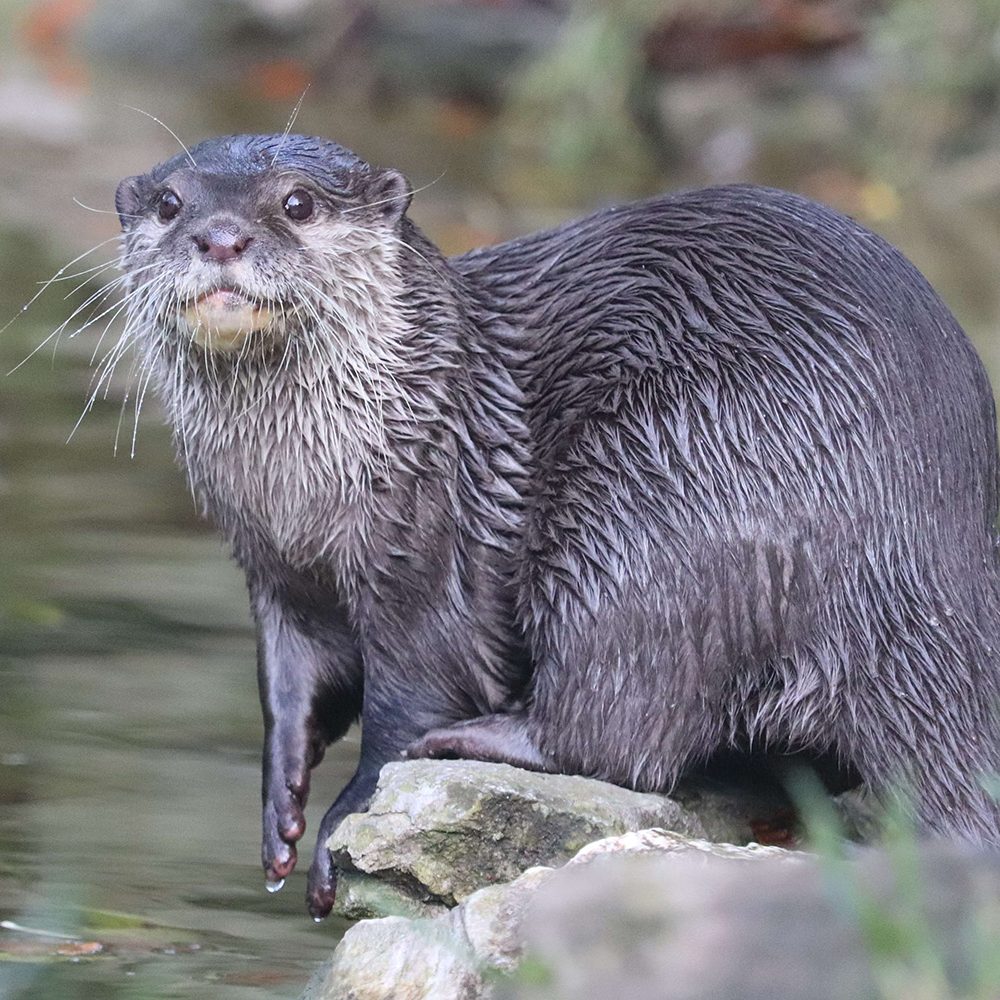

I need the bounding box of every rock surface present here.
[307,822,807,1000]
[328,759,753,913]
[304,761,1000,1000]
[301,914,481,1000]
[500,841,1000,1000]
[309,828,1000,1000]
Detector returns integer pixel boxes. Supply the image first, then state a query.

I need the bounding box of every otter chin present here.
[183,289,274,352]
[113,132,1000,922]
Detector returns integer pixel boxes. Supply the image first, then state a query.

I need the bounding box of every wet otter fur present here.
[114,133,1000,919]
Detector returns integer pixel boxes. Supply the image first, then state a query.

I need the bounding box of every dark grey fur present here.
[114,134,1000,918]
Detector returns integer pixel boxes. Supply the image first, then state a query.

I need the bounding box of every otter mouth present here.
[181,286,277,352]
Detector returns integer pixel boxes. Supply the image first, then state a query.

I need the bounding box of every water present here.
[3,9,1000,998]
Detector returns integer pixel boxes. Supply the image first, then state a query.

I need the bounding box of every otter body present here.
[115,135,1000,918]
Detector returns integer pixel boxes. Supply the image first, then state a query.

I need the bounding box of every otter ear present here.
[369,167,412,224]
[115,175,150,229]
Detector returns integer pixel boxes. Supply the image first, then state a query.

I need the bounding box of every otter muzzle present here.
[183,290,274,352]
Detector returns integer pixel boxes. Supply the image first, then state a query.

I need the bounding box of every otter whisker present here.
[80,273,171,413]
[73,196,144,220]
[113,379,132,457]
[63,277,131,333]
[21,233,121,304]
[111,330,153,456]
[131,335,166,458]
[270,86,311,168]
[63,252,161,298]
[2,233,124,358]
[65,265,148,310]
[88,290,137,365]
[68,330,138,444]
[65,274,158,348]
[121,105,196,168]
[87,306,150,402]
[8,280,122,376]
[43,257,123,285]
[82,269,165,366]
[339,170,446,217]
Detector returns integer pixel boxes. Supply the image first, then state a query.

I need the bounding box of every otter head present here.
[115,134,412,354]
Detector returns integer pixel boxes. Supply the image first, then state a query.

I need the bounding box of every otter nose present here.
[193,222,254,263]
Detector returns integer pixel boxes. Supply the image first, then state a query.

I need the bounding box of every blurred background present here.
[3,0,1000,996]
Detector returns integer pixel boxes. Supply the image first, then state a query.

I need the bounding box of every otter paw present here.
[306,847,338,921]
[403,728,468,760]
[403,714,548,772]
[262,785,307,885]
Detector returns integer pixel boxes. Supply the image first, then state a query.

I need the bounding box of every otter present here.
[113,133,1000,919]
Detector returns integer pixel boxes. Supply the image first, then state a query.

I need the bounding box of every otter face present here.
[115,134,412,354]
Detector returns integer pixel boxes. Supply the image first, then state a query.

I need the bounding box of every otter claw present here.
[306,878,337,921]
[306,850,339,920]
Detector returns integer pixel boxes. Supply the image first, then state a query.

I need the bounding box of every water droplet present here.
[265,878,285,894]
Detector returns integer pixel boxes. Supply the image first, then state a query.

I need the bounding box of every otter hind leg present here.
[403,712,550,772]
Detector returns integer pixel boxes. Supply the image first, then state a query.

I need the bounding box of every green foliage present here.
[792,773,1000,1000]
[499,0,670,203]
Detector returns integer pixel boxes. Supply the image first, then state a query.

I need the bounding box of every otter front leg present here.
[305,679,456,919]
[305,752,382,919]
[254,589,362,889]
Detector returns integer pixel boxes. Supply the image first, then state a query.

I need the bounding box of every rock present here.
[334,870,448,922]
[306,802,1000,1000]
[302,914,481,1000]
[498,842,1000,1000]
[456,867,554,974]
[305,826,803,1000]
[567,826,801,865]
[328,759,740,910]
[312,761,994,1000]
[456,832,799,979]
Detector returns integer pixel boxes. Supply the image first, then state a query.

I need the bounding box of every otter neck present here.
[148,221,530,587]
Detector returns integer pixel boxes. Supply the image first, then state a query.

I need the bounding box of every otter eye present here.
[156,189,182,222]
[283,189,314,222]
